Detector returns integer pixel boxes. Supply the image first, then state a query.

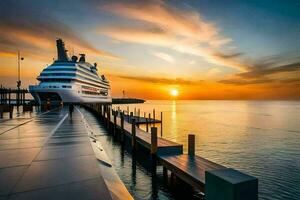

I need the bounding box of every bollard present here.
[151,127,158,154]
[205,168,258,200]
[131,119,136,149]
[188,134,195,156]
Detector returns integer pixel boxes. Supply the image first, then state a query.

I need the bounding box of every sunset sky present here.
[0,0,300,99]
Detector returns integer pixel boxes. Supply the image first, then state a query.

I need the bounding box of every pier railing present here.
[83,103,258,200]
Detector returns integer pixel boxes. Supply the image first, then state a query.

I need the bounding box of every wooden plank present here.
[159,154,226,189]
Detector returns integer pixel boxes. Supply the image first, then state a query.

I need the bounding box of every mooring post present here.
[0,106,3,118]
[146,117,149,132]
[107,107,111,130]
[151,127,158,154]
[153,109,156,127]
[121,111,125,142]
[9,105,14,119]
[163,167,168,180]
[160,112,163,137]
[113,110,117,136]
[131,118,136,149]
[8,89,11,105]
[130,111,133,122]
[127,106,129,115]
[148,113,151,127]
[134,107,136,116]
[188,134,195,156]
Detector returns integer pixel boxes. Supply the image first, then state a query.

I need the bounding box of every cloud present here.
[99,0,248,71]
[237,61,300,78]
[0,1,118,60]
[152,52,174,63]
[116,75,203,85]
[219,78,274,85]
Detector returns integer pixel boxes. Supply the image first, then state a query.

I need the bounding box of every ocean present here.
[110,100,300,200]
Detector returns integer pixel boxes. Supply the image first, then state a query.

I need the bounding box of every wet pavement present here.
[0,107,112,200]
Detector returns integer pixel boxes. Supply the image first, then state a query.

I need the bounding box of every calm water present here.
[110,100,300,200]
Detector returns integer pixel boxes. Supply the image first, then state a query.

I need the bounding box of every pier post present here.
[188,134,195,156]
[121,111,125,142]
[163,167,168,180]
[9,105,13,119]
[146,118,149,132]
[160,112,163,137]
[205,168,258,200]
[131,119,136,150]
[148,113,151,126]
[107,107,111,130]
[153,109,155,127]
[8,89,11,105]
[127,106,129,115]
[113,110,117,137]
[0,106,3,118]
[151,127,158,154]
[130,112,133,122]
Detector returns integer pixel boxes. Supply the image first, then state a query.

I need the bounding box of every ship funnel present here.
[79,54,85,62]
[56,39,69,62]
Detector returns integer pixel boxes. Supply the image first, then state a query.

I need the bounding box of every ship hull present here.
[29,85,112,105]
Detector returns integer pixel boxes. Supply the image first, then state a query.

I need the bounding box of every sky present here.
[0,0,300,100]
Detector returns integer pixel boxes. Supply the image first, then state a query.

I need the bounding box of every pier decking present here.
[159,155,226,190]
[0,108,131,200]
[85,103,258,200]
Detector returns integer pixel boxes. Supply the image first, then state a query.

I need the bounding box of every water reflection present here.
[81,107,200,200]
[113,100,300,200]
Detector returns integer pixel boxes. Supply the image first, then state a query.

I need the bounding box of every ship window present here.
[62,85,72,88]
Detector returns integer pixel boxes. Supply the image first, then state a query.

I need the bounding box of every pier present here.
[0,86,30,106]
[85,103,259,200]
[0,104,258,200]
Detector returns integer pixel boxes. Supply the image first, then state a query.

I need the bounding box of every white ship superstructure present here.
[29,39,112,105]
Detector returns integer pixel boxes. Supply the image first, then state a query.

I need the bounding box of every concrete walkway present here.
[0,107,112,200]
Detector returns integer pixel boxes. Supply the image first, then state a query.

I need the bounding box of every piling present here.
[188,134,195,156]
[120,112,125,142]
[146,117,149,132]
[151,127,158,154]
[160,112,163,137]
[130,112,133,122]
[131,118,136,149]
[153,109,156,127]
[113,110,117,136]
[9,106,13,119]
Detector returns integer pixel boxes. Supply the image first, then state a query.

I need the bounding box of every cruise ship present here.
[29,39,112,105]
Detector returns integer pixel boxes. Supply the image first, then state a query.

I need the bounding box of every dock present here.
[85,103,258,200]
[0,107,132,200]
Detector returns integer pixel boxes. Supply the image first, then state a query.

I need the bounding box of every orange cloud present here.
[100,1,249,71]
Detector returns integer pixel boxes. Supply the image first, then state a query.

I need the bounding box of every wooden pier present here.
[0,86,30,106]
[85,103,258,200]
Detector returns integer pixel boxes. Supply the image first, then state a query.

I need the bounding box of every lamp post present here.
[16,51,24,111]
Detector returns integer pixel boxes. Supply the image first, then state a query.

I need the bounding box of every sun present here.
[170,89,179,97]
